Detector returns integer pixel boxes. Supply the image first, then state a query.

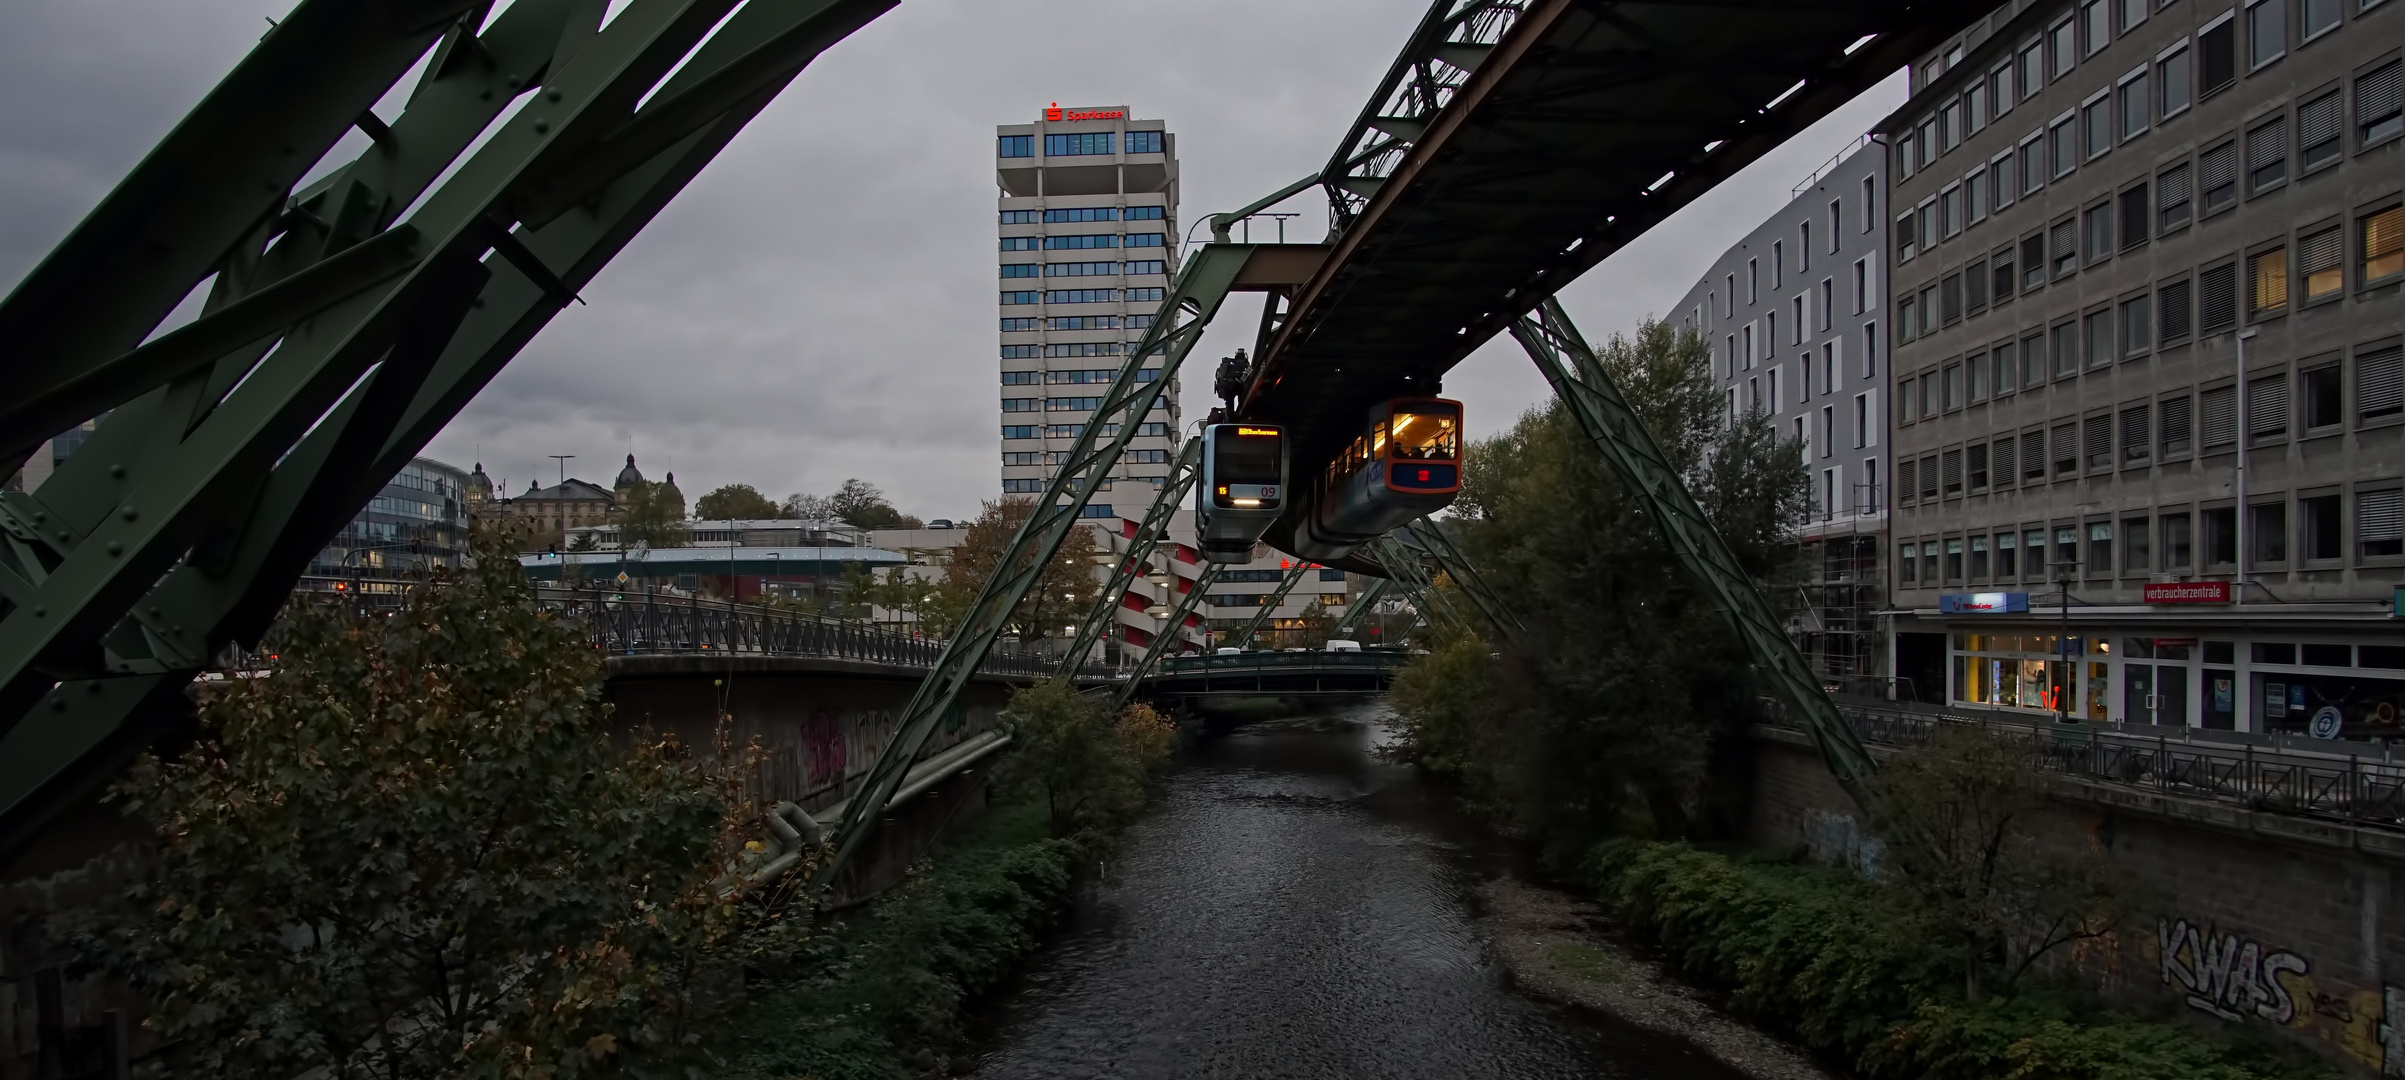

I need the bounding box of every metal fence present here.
[536,587,1098,680]
[1771,699,2405,832]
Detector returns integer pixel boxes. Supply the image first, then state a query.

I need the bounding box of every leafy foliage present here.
[1586,841,2333,1080]
[104,530,798,1080]
[1869,723,2123,1000]
[718,800,1074,1080]
[1391,317,1810,845]
[828,479,922,530]
[619,478,690,547]
[992,680,1176,842]
[693,483,786,521]
[927,497,1100,643]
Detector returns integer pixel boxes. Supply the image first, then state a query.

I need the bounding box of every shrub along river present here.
[962,701,1754,1079]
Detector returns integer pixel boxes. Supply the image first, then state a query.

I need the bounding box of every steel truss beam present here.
[1114,564,1221,710]
[819,243,1259,885]
[1395,519,1521,639]
[1366,535,1471,633]
[1330,576,1394,640]
[1224,563,1311,650]
[1509,296,1877,803]
[0,0,892,857]
[1054,439,1202,678]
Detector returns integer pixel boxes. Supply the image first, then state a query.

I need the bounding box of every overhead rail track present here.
[0,0,894,857]
[1243,0,1968,559]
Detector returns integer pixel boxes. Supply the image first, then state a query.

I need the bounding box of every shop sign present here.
[1045,103,1125,122]
[1940,591,2028,613]
[2143,581,2232,604]
[2307,705,2344,739]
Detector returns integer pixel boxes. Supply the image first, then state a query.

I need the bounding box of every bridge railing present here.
[1765,698,2405,832]
[531,586,1106,680]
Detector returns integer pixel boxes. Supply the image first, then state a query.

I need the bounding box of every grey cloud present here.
[3,0,1898,521]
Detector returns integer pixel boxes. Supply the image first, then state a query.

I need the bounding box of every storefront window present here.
[1953,635,2076,712]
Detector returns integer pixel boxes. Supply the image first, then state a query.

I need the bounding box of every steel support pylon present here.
[1329,576,1394,640]
[1114,565,1221,710]
[1395,519,1521,639]
[1508,296,1877,804]
[1224,563,1312,651]
[819,243,1257,884]
[0,0,891,856]
[1053,438,1202,679]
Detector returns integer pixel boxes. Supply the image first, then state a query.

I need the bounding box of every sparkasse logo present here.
[1045,102,1125,122]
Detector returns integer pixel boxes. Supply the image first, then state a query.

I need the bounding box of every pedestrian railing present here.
[1766,699,2405,832]
[533,587,1109,680]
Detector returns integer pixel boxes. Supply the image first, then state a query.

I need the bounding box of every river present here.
[965,701,1754,1079]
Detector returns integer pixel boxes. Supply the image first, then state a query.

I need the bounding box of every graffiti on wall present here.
[2155,916,2404,1074]
[801,707,848,786]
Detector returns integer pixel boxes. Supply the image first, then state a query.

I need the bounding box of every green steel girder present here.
[820,242,1258,885]
[1366,534,1470,633]
[1508,296,1877,805]
[1395,519,1521,639]
[0,0,892,858]
[1224,562,1311,651]
[1114,564,1221,710]
[1054,438,1202,678]
[1329,575,1393,640]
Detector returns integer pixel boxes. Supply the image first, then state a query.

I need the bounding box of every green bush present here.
[717,799,1074,1080]
[1585,841,2335,1080]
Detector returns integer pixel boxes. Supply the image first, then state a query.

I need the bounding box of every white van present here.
[1323,639,1362,652]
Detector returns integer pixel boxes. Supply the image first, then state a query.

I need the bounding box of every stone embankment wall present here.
[1750,729,2405,1076]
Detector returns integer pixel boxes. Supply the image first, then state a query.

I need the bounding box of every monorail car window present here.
[1389,409,1459,460]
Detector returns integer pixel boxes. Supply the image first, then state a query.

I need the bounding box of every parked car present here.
[1324,639,1362,652]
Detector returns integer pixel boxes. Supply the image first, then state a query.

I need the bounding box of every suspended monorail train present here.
[1288,397,1462,562]
[1194,423,1289,563]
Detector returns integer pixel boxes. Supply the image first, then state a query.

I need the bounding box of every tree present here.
[694,482,785,521]
[618,478,688,547]
[105,530,799,1080]
[1288,598,1335,649]
[1389,316,1811,846]
[826,478,921,530]
[780,491,834,521]
[936,496,1100,643]
[1869,722,2122,1001]
[993,680,1175,841]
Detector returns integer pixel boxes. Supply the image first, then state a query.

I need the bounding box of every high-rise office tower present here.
[995,104,1182,516]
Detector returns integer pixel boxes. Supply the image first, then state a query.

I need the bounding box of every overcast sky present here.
[0,0,1905,521]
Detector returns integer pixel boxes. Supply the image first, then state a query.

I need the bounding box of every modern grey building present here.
[303,457,473,591]
[1882,0,2402,733]
[995,104,1183,516]
[1675,136,1892,681]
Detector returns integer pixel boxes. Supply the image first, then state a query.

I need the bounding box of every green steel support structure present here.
[1395,519,1520,639]
[1052,438,1202,679]
[1113,565,1221,710]
[820,243,1257,884]
[1329,576,1394,640]
[1509,296,1877,803]
[1224,563,1311,650]
[0,0,890,857]
[1367,535,1469,634]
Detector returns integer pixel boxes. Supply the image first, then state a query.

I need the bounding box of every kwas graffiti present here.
[2156,917,2308,1023]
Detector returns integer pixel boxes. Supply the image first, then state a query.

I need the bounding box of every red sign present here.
[1045,102,1125,122]
[2144,581,2233,604]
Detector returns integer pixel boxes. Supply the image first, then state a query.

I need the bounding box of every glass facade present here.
[305,457,471,587]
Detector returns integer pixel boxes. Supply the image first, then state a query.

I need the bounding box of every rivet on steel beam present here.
[86,682,101,694]
[50,699,65,712]
[107,542,123,556]
[31,607,45,617]
[109,465,125,478]
[121,507,138,522]
[547,89,563,103]
[533,122,550,134]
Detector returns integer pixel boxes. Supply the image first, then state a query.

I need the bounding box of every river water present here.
[966,702,1751,1080]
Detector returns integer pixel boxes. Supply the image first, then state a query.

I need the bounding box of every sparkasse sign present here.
[2143,581,2233,604]
[1045,103,1125,122]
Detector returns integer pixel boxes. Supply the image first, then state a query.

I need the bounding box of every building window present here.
[2122,404,2152,464]
[2053,320,2080,379]
[998,135,1033,158]
[1000,346,1040,360]
[2085,413,2114,469]
[1045,207,1118,223]
[2120,294,2151,355]
[2083,95,2112,159]
[1044,132,1115,156]
[2365,207,2404,284]
[2203,506,2238,565]
[1124,233,1167,248]
[2361,488,2405,557]
[1001,451,1042,466]
[2021,235,2046,291]
[1002,479,1043,493]
[1046,261,1116,277]
[2200,14,2237,95]
[2358,344,2404,421]
[2362,61,2403,146]
[1125,130,1164,154]
[2050,218,2079,278]
[1968,168,1989,225]
[2250,501,2288,565]
[2161,513,2193,568]
[2161,395,2194,456]
[1860,175,1877,231]
[1124,206,1167,221]
[2199,262,2238,334]
[2022,430,2048,480]
[2159,277,2193,342]
[2160,42,2193,117]
[999,237,1041,251]
[1001,397,1040,412]
[2049,18,2078,79]
[2302,363,2343,428]
[2297,92,2342,172]
[1001,425,1039,440]
[2088,522,2114,573]
[1864,322,1879,376]
[2246,118,2287,191]
[2298,227,2342,302]
[2054,421,2080,475]
[2019,136,2044,196]
[1899,541,1917,582]
[2119,70,2150,140]
[2245,0,2285,69]
[2083,203,2113,264]
[1000,209,1041,224]
[2302,0,2341,36]
[1124,260,1166,276]
[2248,248,2288,317]
[1000,317,1040,331]
[1044,233,1117,250]
[2020,39,2045,98]
[2202,384,2238,449]
[2118,184,2149,249]
[2048,114,2078,177]
[2249,373,2290,442]
[1000,290,1041,305]
[1001,263,1039,278]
